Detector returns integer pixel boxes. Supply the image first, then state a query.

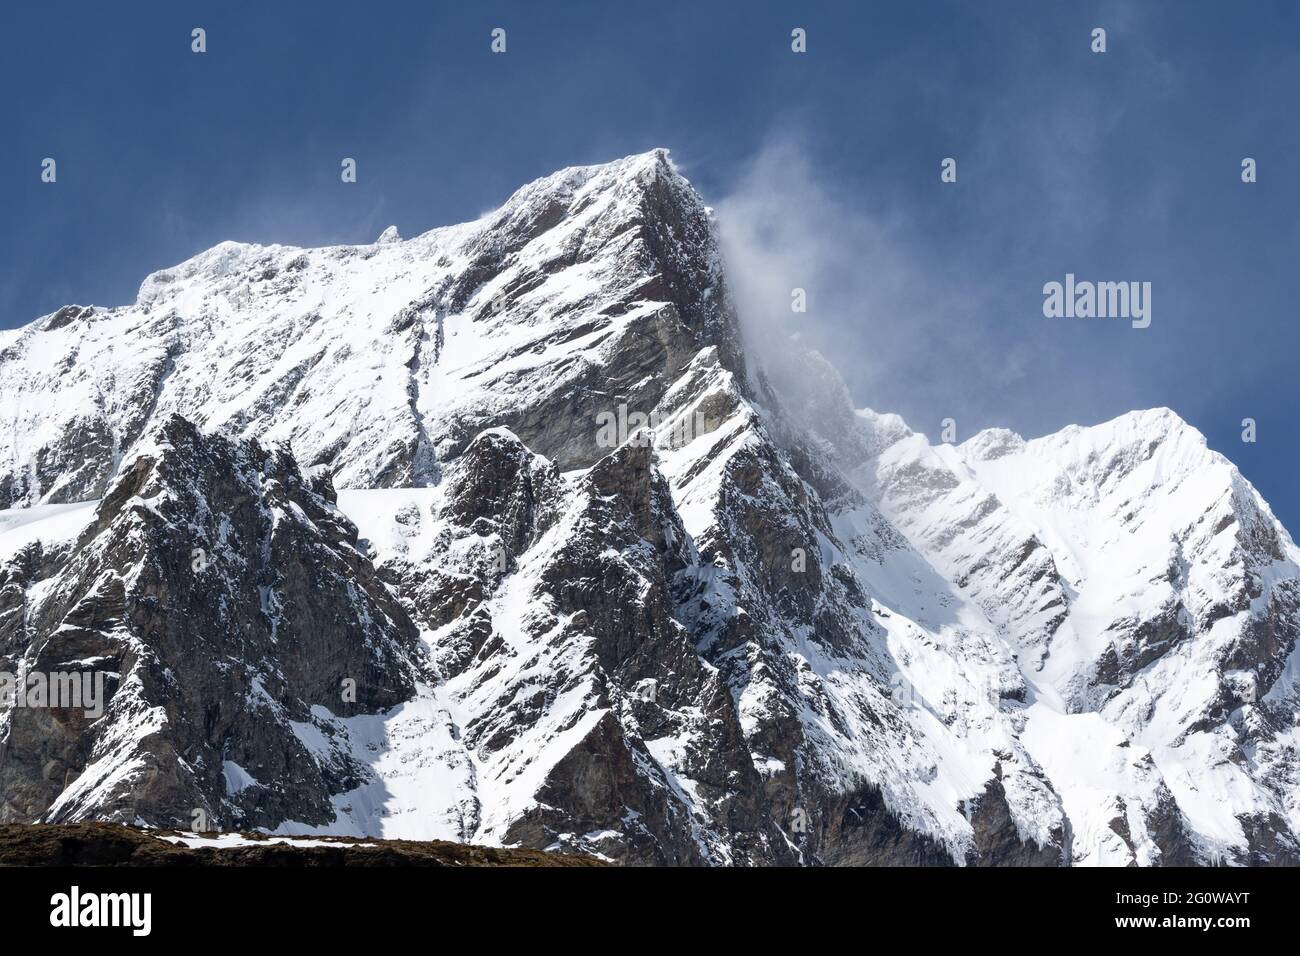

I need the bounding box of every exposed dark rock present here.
[0,415,424,832]
[0,822,603,867]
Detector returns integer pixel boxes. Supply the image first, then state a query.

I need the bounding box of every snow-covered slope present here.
[854,406,1300,864]
[1,150,1296,865]
[0,150,733,505]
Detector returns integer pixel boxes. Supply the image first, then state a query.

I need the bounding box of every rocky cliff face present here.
[1,151,1297,865]
[0,415,424,831]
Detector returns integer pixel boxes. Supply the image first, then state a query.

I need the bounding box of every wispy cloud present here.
[714,133,1014,434]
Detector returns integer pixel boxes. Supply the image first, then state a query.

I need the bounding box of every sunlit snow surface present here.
[0,501,96,555]
[856,405,1300,864]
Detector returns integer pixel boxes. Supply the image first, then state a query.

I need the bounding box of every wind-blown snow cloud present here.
[714,135,1012,437]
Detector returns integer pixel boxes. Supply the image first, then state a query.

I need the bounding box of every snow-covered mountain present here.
[1,150,1296,865]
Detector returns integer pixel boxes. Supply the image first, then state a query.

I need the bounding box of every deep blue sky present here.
[3,1,1298,529]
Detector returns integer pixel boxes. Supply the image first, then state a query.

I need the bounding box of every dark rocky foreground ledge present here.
[0,823,607,867]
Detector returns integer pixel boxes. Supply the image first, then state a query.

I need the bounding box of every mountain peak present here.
[529,147,677,193]
[482,147,700,237]
[960,427,1025,461]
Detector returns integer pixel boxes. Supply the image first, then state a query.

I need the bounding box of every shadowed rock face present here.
[2,152,1299,867]
[0,414,424,831]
